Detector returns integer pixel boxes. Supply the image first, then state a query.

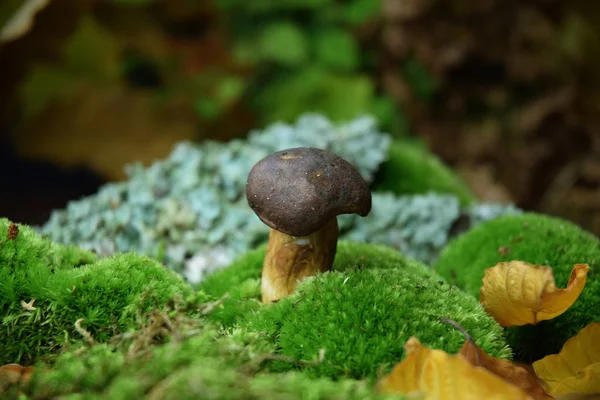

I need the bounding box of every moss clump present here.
[197,242,421,327]
[22,312,401,399]
[435,213,600,361]
[374,140,475,204]
[206,242,511,380]
[0,218,193,365]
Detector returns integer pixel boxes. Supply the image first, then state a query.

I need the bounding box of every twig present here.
[238,348,326,375]
[74,318,96,346]
[440,317,480,365]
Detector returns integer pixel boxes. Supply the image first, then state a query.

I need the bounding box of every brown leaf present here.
[0,364,34,394]
[460,338,553,399]
[441,318,553,400]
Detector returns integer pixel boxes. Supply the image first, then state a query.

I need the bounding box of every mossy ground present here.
[2,222,509,398]
[198,242,428,327]
[201,242,511,381]
[0,218,193,366]
[20,319,403,400]
[373,140,475,204]
[435,212,600,361]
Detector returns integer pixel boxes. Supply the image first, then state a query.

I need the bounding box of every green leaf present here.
[343,0,381,25]
[258,21,308,66]
[217,75,246,105]
[314,28,359,71]
[194,97,222,120]
[368,95,411,137]
[256,67,374,123]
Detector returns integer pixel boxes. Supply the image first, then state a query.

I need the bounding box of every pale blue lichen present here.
[41,113,521,283]
[42,114,391,282]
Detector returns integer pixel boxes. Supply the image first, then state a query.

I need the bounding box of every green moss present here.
[200,241,415,298]
[435,212,600,361]
[374,140,475,204]
[23,322,403,400]
[198,242,423,327]
[213,242,511,380]
[0,218,193,365]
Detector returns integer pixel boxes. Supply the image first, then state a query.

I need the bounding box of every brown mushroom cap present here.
[246,147,372,237]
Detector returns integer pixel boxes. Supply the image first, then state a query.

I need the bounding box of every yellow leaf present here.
[533,322,600,397]
[377,336,533,399]
[479,261,589,327]
[459,338,552,399]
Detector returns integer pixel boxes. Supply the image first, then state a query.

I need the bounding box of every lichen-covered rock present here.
[435,213,600,361]
[0,218,192,366]
[200,241,512,380]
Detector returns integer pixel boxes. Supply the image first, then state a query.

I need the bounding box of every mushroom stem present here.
[261,218,339,303]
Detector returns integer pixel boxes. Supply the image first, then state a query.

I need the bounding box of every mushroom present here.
[246,147,371,303]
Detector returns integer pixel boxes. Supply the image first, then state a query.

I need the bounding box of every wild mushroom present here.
[246,147,371,303]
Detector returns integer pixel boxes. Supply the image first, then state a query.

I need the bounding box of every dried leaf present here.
[460,337,552,399]
[480,261,589,327]
[440,318,552,399]
[533,322,600,397]
[377,336,533,399]
[0,364,34,394]
[1,0,50,43]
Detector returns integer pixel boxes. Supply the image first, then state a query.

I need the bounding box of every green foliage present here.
[258,22,309,66]
[314,28,359,70]
[193,73,247,120]
[202,241,511,380]
[243,269,510,381]
[216,0,334,14]
[373,140,475,204]
[211,0,403,134]
[435,213,600,361]
[255,67,375,124]
[0,218,193,365]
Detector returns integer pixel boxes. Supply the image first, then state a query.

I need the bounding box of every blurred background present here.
[1,0,600,234]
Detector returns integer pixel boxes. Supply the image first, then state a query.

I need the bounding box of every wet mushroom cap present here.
[246,147,372,237]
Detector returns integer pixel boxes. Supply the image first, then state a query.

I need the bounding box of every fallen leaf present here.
[377,336,533,399]
[1,0,50,43]
[441,318,552,400]
[533,322,600,397]
[459,335,552,399]
[480,261,589,326]
[0,364,34,394]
